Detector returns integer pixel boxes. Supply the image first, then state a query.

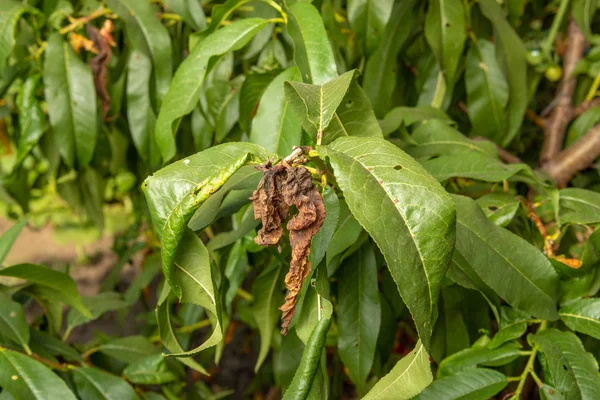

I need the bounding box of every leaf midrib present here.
[369,343,426,399]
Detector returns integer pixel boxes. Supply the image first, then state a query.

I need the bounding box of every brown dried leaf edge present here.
[250,161,325,334]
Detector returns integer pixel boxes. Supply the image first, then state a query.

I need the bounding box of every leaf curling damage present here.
[87,21,115,121]
[251,161,325,335]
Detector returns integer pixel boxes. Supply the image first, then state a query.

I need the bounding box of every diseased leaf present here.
[0,264,90,317]
[142,142,268,296]
[154,18,269,162]
[560,298,600,340]
[105,0,172,105]
[530,329,600,399]
[250,67,303,155]
[465,39,509,144]
[424,0,467,83]
[338,242,381,390]
[452,195,559,320]
[415,368,507,400]
[286,2,338,85]
[0,348,78,400]
[73,367,139,400]
[363,341,432,400]
[44,33,97,168]
[320,137,456,348]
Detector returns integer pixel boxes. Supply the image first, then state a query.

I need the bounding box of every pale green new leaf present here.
[154,18,269,162]
[319,137,456,348]
[363,341,432,400]
[453,195,559,320]
[530,329,600,399]
[560,298,600,340]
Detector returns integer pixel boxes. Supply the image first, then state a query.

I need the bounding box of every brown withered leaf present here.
[86,21,113,121]
[251,161,325,335]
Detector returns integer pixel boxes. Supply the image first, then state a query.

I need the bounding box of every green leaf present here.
[487,306,529,349]
[123,354,177,385]
[0,292,30,353]
[476,193,519,227]
[142,142,268,296]
[16,75,46,168]
[540,384,566,400]
[414,368,508,400]
[250,67,303,155]
[530,328,600,399]
[424,0,467,83]
[155,295,208,375]
[438,341,522,377]
[97,336,158,363]
[0,2,31,73]
[124,253,162,305]
[44,33,97,168]
[560,298,600,340]
[323,80,384,144]
[105,0,172,105]
[0,264,90,318]
[326,200,363,276]
[565,106,600,147]
[73,367,139,400]
[0,348,77,400]
[126,46,160,169]
[0,218,27,265]
[29,330,82,362]
[286,2,338,85]
[253,262,285,372]
[559,188,600,226]
[164,0,206,30]
[167,230,222,356]
[381,106,454,137]
[408,120,497,159]
[572,0,598,42]
[285,70,356,139]
[224,240,248,308]
[452,195,559,320]
[347,0,394,56]
[478,0,528,146]
[363,341,432,400]
[308,186,340,268]
[66,292,129,331]
[319,137,456,348]
[282,317,331,400]
[155,18,269,162]
[465,39,509,144]
[295,264,333,344]
[363,0,416,116]
[192,0,252,47]
[337,242,381,390]
[422,154,530,182]
[239,69,280,133]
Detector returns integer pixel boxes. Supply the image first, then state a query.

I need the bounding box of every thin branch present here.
[539,19,586,167]
[545,124,600,187]
[573,98,600,117]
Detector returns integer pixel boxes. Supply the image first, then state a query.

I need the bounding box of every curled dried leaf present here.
[86,22,113,121]
[251,161,325,335]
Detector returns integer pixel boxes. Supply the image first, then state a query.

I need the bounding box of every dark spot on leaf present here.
[394,165,403,171]
[488,206,498,211]
[563,364,568,371]
[445,23,451,28]
[347,99,353,107]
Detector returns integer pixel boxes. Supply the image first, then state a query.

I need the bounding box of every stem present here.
[262,0,288,24]
[178,318,211,333]
[81,346,100,360]
[541,0,570,59]
[511,321,547,400]
[585,72,600,102]
[59,8,112,34]
[236,287,253,302]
